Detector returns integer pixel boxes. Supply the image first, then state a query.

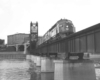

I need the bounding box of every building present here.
[0,39,5,50]
[7,33,29,51]
[7,33,43,52]
[0,39,5,45]
[7,33,29,45]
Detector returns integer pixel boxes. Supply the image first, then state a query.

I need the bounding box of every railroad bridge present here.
[4,21,100,80]
[26,23,100,80]
[33,23,100,59]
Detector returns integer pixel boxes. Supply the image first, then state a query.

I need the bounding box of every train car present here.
[35,18,76,58]
[42,18,75,44]
[57,19,75,34]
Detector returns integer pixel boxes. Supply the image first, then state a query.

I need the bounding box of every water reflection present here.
[94,62,100,80]
[0,60,30,80]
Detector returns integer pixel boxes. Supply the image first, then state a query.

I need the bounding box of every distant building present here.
[0,39,5,48]
[0,39,5,45]
[7,33,29,45]
[23,36,30,43]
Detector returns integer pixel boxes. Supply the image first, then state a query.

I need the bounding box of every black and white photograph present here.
[0,0,100,80]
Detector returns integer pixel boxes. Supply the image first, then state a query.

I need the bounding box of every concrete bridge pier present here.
[26,55,31,60]
[23,43,28,54]
[54,60,96,80]
[40,57,54,80]
[31,56,41,67]
[41,57,54,72]
[15,44,19,51]
[23,42,30,54]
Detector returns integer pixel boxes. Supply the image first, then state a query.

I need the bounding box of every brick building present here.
[7,33,29,51]
[7,33,29,45]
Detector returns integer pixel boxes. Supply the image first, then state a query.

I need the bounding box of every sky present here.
[0,0,100,43]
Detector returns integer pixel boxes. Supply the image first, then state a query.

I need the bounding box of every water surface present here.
[0,60,31,80]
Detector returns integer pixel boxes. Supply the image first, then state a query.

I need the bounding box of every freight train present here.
[41,19,75,45]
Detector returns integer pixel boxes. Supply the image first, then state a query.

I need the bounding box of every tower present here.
[29,21,38,54]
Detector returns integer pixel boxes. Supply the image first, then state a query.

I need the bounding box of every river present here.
[0,59,35,80]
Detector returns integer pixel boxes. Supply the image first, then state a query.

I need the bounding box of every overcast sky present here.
[0,0,100,43]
